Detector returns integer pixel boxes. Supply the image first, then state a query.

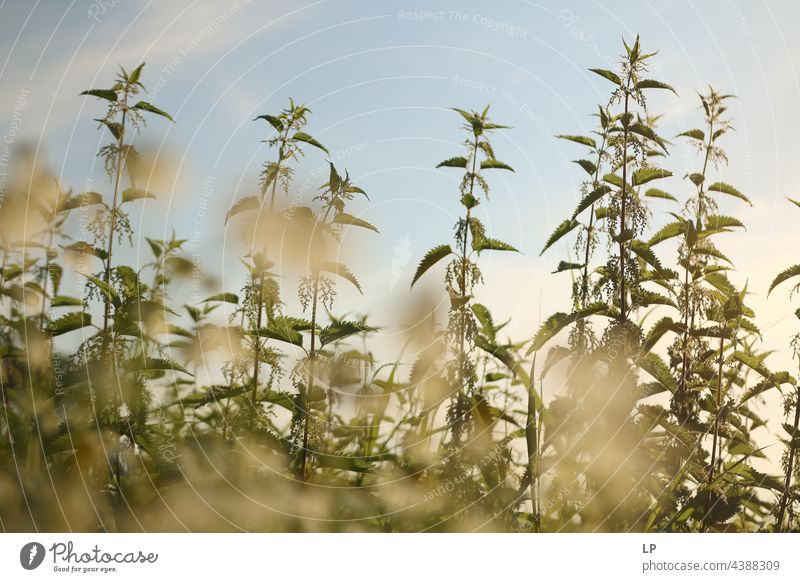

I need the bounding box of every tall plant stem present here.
[300,274,320,481]
[708,333,726,484]
[452,135,481,442]
[579,136,607,312]
[618,92,630,323]
[701,332,725,532]
[777,385,800,532]
[39,228,56,332]
[102,98,128,337]
[679,121,714,395]
[525,355,540,532]
[251,270,264,402]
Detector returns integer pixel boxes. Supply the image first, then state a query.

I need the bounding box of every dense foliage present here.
[1,38,798,532]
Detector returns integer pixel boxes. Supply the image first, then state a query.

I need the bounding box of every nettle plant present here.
[5,39,800,533]
[80,63,173,340]
[227,100,328,402]
[410,106,517,463]
[768,198,800,531]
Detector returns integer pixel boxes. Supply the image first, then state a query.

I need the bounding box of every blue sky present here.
[2,0,800,367]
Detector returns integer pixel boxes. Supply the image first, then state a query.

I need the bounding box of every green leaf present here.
[57,191,104,213]
[255,316,312,348]
[332,213,379,233]
[292,132,328,154]
[648,221,685,246]
[80,89,118,102]
[48,312,91,336]
[787,197,800,210]
[132,101,174,122]
[705,214,745,231]
[603,173,625,189]
[473,237,518,253]
[124,357,192,376]
[552,261,584,274]
[225,196,262,222]
[643,317,677,352]
[127,63,145,86]
[645,188,677,201]
[630,240,666,275]
[203,293,239,304]
[83,274,120,307]
[572,185,612,219]
[632,167,672,186]
[636,352,677,394]
[480,159,514,171]
[636,79,677,94]
[540,219,579,256]
[528,302,607,353]
[411,244,453,288]
[572,159,597,175]
[708,182,751,205]
[61,241,108,260]
[121,188,156,203]
[629,123,667,151]
[732,351,794,388]
[589,68,622,86]
[437,156,469,169]
[769,264,800,295]
[254,114,284,132]
[318,261,362,294]
[556,134,596,148]
[319,321,374,347]
[50,295,84,307]
[678,129,705,142]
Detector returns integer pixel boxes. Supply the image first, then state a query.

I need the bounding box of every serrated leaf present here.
[632,167,672,186]
[203,293,239,304]
[254,114,284,132]
[705,214,745,231]
[411,244,453,288]
[50,295,84,307]
[473,237,518,253]
[589,68,622,86]
[124,357,191,376]
[630,239,666,275]
[319,321,374,347]
[48,312,91,336]
[636,352,677,394]
[61,241,108,260]
[225,196,262,222]
[318,261,362,294]
[332,213,379,233]
[648,221,685,246]
[572,159,597,176]
[540,219,579,256]
[572,185,612,219]
[732,351,794,388]
[480,159,514,171]
[292,131,328,154]
[644,188,676,201]
[678,129,705,142]
[121,188,156,203]
[437,156,469,169]
[552,261,584,274]
[769,264,800,295]
[636,79,677,93]
[528,302,607,353]
[132,101,174,122]
[708,182,751,205]
[80,89,118,102]
[556,135,596,148]
[57,191,104,213]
